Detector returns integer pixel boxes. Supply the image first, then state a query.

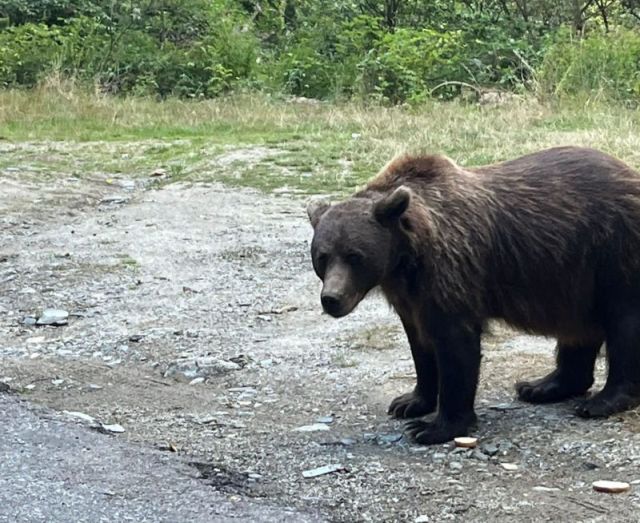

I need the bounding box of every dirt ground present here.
[2,155,640,522]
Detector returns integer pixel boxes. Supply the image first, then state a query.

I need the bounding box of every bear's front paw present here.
[404,414,476,445]
[576,385,640,418]
[515,369,593,404]
[388,390,436,419]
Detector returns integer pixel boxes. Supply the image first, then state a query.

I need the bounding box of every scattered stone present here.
[302,463,345,479]
[51,379,64,386]
[87,384,103,391]
[316,415,334,424]
[500,463,518,471]
[189,377,205,385]
[192,415,221,425]
[248,473,262,480]
[533,486,561,492]
[415,516,429,523]
[432,453,447,461]
[24,384,36,390]
[260,305,298,315]
[128,334,144,343]
[454,437,478,449]
[21,316,37,326]
[99,196,129,206]
[592,480,631,494]
[377,433,403,445]
[164,357,241,382]
[472,450,489,462]
[449,461,463,471]
[151,168,167,177]
[229,354,251,368]
[64,411,96,424]
[101,423,125,434]
[481,442,499,456]
[228,387,257,394]
[293,423,330,432]
[36,309,69,326]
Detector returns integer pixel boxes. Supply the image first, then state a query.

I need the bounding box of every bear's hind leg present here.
[516,338,601,404]
[388,319,438,419]
[577,311,640,418]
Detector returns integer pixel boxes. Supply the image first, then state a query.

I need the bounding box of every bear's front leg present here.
[388,318,438,419]
[405,310,481,445]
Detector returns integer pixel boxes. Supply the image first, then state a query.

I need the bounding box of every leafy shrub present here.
[0,22,62,86]
[538,28,640,100]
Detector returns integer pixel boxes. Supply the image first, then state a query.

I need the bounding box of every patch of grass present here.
[344,325,402,352]
[332,351,358,368]
[117,254,140,269]
[3,83,640,195]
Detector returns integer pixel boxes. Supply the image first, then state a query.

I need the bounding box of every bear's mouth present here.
[320,292,363,318]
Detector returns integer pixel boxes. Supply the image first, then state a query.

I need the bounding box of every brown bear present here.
[306,146,640,445]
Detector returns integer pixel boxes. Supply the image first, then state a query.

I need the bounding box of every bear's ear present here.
[306,198,331,228]
[374,186,411,227]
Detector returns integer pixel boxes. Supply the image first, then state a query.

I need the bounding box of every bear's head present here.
[307,186,412,318]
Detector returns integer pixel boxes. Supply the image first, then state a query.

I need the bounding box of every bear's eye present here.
[317,253,328,267]
[345,252,363,266]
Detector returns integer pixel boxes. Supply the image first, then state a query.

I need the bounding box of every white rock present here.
[64,411,95,423]
[302,463,344,478]
[101,423,125,434]
[415,517,430,523]
[36,309,69,326]
[189,377,205,385]
[501,463,519,471]
[293,423,330,432]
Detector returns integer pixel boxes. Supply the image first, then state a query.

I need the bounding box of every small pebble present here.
[501,463,518,471]
[592,480,630,493]
[302,463,344,478]
[101,423,125,434]
[293,423,330,432]
[64,411,95,423]
[454,437,478,449]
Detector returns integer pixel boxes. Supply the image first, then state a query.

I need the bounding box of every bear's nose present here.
[321,293,343,316]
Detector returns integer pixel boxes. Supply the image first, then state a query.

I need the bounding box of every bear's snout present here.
[321,292,345,317]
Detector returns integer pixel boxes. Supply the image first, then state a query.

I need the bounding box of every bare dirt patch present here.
[2,159,640,522]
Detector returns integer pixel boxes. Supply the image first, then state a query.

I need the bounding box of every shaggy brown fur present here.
[307,146,640,444]
[369,147,640,336]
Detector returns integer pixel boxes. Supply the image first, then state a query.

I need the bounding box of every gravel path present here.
[2,165,640,522]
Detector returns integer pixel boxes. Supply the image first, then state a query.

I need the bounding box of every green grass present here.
[3,81,640,195]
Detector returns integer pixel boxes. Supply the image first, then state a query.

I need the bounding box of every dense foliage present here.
[2,0,640,102]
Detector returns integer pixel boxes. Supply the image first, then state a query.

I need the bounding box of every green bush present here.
[357,28,469,103]
[0,1,259,97]
[539,28,640,100]
[0,22,62,86]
